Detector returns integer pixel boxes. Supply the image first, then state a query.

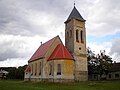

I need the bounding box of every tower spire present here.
[65,4,85,23]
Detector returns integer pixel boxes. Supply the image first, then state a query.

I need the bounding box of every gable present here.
[28,36,62,62]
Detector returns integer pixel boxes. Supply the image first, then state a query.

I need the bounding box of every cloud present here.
[87,41,112,55]
[0,58,28,67]
[0,0,63,36]
[0,0,120,37]
[109,38,120,62]
[87,38,120,62]
[0,34,48,61]
[86,0,120,36]
[0,0,75,37]
[110,38,120,55]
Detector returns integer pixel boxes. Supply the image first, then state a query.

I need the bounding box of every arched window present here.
[80,30,84,43]
[49,64,52,75]
[67,31,69,38]
[31,64,33,75]
[76,30,79,42]
[35,63,37,76]
[57,64,61,75]
[70,30,72,38]
[39,62,41,75]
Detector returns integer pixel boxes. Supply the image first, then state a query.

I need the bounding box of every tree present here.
[7,65,27,80]
[87,48,113,80]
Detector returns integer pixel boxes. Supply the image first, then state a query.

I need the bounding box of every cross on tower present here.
[74,1,75,6]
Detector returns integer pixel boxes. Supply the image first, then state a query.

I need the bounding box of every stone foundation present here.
[24,78,74,82]
[75,71,88,81]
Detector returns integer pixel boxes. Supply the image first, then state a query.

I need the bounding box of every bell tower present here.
[65,6,88,81]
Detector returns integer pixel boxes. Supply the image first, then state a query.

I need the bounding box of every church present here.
[24,6,88,82]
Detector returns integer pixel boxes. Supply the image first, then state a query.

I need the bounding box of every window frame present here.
[76,30,79,42]
[115,74,119,78]
[57,64,61,75]
[39,62,41,75]
[49,64,53,75]
[67,31,69,38]
[80,30,84,43]
[31,64,33,75]
[70,30,72,38]
[108,74,111,78]
[35,63,37,76]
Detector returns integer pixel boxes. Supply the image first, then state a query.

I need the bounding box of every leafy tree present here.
[87,48,113,80]
[7,67,17,79]
[6,65,27,80]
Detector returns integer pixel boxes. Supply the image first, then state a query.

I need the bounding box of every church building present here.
[24,6,88,82]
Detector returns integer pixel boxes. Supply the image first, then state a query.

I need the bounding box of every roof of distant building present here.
[0,70,9,74]
[110,62,120,72]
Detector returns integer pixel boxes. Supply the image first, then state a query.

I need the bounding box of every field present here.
[0,80,120,90]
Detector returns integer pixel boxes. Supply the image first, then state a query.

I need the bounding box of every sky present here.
[0,0,120,67]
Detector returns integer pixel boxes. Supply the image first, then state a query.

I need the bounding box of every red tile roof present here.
[48,44,74,61]
[25,66,31,72]
[29,36,56,62]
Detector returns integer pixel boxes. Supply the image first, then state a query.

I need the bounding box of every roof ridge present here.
[29,36,59,62]
[41,35,58,45]
[42,36,58,58]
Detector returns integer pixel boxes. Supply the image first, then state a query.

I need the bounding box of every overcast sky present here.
[0,0,120,67]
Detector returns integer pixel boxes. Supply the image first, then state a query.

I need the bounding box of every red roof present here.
[25,66,31,72]
[29,36,56,62]
[48,44,73,61]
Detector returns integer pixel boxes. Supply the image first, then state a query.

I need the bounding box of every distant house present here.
[89,62,120,80]
[0,70,9,79]
[107,62,120,80]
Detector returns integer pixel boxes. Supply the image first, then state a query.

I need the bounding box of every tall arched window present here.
[35,63,37,76]
[70,30,72,38]
[67,31,69,38]
[76,30,79,42]
[39,62,41,75]
[80,30,84,43]
[49,64,52,75]
[57,64,61,75]
[31,64,33,75]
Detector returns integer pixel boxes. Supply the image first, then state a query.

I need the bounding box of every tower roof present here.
[65,6,85,23]
[48,44,74,61]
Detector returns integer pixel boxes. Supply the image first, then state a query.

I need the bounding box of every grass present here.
[0,80,120,90]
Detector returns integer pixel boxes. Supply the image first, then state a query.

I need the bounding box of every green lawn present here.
[0,80,120,90]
